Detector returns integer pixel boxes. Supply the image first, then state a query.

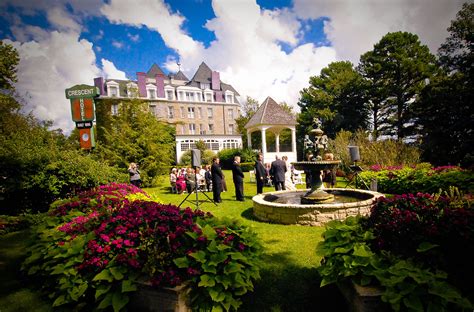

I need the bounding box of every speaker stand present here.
[178,171,217,209]
[345,164,369,190]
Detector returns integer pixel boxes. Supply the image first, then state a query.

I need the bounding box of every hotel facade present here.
[92,62,242,162]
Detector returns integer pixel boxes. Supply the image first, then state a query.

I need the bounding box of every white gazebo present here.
[244,97,298,164]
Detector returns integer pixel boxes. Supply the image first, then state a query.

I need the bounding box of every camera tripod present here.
[178,171,216,208]
[345,164,369,190]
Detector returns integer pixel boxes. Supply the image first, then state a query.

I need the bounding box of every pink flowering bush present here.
[317,193,474,311]
[22,183,262,311]
[360,164,473,194]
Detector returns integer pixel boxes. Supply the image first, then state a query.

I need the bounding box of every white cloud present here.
[46,6,81,33]
[111,40,124,49]
[101,59,127,80]
[127,33,140,42]
[293,0,465,64]
[7,31,100,133]
[100,0,204,58]
[105,0,337,109]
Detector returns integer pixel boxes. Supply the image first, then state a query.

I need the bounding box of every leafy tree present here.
[95,98,176,185]
[0,41,19,91]
[359,32,437,140]
[438,3,474,76]
[235,96,262,150]
[416,4,474,167]
[298,61,370,138]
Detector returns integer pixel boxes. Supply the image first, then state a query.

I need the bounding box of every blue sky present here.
[0,0,464,132]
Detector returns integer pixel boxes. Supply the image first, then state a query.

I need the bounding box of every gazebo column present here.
[291,127,297,153]
[247,130,252,149]
[275,133,280,153]
[261,128,267,154]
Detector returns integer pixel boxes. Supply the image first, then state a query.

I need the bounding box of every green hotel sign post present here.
[65,84,99,149]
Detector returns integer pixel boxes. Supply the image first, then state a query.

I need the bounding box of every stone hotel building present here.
[93,62,242,162]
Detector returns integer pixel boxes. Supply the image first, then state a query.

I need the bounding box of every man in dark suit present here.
[254,153,266,194]
[211,157,224,203]
[270,155,287,191]
[232,156,245,201]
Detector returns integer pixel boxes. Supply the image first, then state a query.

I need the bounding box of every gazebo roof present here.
[245,96,297,129]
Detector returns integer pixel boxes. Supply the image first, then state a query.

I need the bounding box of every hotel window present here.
[188,107,195,119]
[148,89,156,99]
[149,105,157,116]
[166,90,174,100]
[180,107,185,118]
[111,103,119,116]
[227,109,234,119]
[197,107,202,119]
[208,124,214,134]
[200,83,210,90]
[109,86,118,97]
[224,139,239,149]
[199,124,205,135]
[226,94,233,103]
[228,124,234,134]
[206,139,219,151]
[196,93,202,102]
[185,92,194,102]
[178,91,184,101]
[189,123,196,135]
[167,106,174,119]
[180,125,185,134]
[207,107,213,119]
[205,93,212,102]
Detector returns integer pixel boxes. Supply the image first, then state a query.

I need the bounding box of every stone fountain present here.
[252,118,383,226]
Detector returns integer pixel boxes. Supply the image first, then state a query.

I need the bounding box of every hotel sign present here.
[65,85,99,99]
[65,84,98,149]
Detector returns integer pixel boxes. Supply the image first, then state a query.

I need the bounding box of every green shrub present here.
[240,162,254,172]
[22,183,262,311]
[179,149,216,166]
[359,165,474,194]
[217,148,257,170]
[329,130,420,173]
[318,191,474,311]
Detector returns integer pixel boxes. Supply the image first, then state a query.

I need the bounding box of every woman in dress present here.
[282,156,296,191]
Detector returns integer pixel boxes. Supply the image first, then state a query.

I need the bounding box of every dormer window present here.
[106,81,120,97]
[204,90,213,102]
[225,90,234,103]
[200,83,210,90]
[110,87,118,97]
[166,90,174,100]
[146,84,157,99]
[185,92,195,101]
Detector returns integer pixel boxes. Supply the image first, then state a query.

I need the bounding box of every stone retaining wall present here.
[252,189,384,226]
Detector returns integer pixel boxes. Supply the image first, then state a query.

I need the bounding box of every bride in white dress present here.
[282,156,296,191]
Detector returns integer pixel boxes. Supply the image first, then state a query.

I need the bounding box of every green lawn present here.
[0,171,348,311]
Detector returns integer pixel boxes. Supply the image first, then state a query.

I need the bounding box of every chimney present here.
[136,72,147,97]
[215,91,223,102]
[155,74,165,98]
[211,71,220,90]
[94,77,105,95]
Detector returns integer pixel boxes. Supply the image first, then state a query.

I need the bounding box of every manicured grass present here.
[148,170,348,311]
[0,171,348,311]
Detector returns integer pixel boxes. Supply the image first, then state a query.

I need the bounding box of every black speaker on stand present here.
[179,149,216,208]
[345,146,369,189]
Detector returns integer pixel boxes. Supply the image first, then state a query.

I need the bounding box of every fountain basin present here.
[252,188,384,226]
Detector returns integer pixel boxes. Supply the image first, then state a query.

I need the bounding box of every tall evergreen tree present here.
[359,32,437,140]
[416,3,474,166]
[298,61,370,138]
